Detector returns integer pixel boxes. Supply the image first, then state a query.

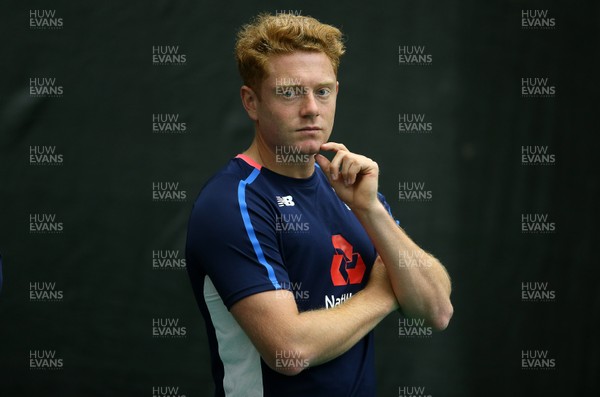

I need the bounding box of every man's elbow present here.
[263,345,311,376]
[430,301,454,331]
[270,363,307,376]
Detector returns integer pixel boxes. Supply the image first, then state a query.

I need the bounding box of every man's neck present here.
[243,141,316,179]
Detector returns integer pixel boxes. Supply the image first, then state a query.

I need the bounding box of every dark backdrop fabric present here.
[1,1,598,396]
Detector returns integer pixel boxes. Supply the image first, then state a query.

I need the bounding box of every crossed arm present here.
[230,257,397,375]
[230,142,453,375]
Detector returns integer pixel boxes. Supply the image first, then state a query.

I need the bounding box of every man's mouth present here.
[297,126,321,131]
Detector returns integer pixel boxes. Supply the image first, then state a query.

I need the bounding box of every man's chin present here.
[297,140,324,156]
[300,147,320,158]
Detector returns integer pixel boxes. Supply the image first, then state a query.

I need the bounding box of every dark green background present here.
[1,0,598,396]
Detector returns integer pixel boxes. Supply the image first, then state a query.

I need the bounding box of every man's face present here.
[249,51,339,155]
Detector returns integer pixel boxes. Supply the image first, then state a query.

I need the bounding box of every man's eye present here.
[277,87,299,99]
[282,89,296,98]
[317,88,331,97]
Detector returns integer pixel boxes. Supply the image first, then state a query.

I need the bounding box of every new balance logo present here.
[276,195,295,207]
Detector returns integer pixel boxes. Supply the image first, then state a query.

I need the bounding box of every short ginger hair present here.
[235,13,345,91]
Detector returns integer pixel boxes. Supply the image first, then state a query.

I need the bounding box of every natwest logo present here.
[330,235,366,286]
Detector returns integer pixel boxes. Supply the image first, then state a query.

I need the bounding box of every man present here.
[186,13,453,396]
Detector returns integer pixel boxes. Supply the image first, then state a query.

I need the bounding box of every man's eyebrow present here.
[271,81,335,88]
[272,80,335,83]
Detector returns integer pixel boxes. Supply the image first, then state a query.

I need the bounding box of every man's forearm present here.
[353,202,453,330]
[295,280,393,368]
[231,262,397,375]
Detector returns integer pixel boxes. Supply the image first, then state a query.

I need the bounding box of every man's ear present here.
[336,81,339,94]
[240,85,259,121]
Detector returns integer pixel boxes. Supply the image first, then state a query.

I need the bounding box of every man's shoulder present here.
[192,156,271,210]
[199,157,255,193]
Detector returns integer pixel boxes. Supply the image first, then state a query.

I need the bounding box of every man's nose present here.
[299,90,319,117]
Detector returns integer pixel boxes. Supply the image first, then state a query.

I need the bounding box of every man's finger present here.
[314,153,331,174]
[315,154,345,189]
[320,141,348,153]
[346,161,362,185]
[329,150,350,181]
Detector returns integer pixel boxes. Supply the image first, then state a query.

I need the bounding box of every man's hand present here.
[315,142,380,212]
[316,143,453,330]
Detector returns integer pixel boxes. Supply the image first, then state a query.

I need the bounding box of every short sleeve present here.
[186,173,290,310]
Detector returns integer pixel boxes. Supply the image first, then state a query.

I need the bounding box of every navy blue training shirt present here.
[186,154,397,397]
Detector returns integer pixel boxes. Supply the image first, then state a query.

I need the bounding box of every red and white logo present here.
[330,235,366,286]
